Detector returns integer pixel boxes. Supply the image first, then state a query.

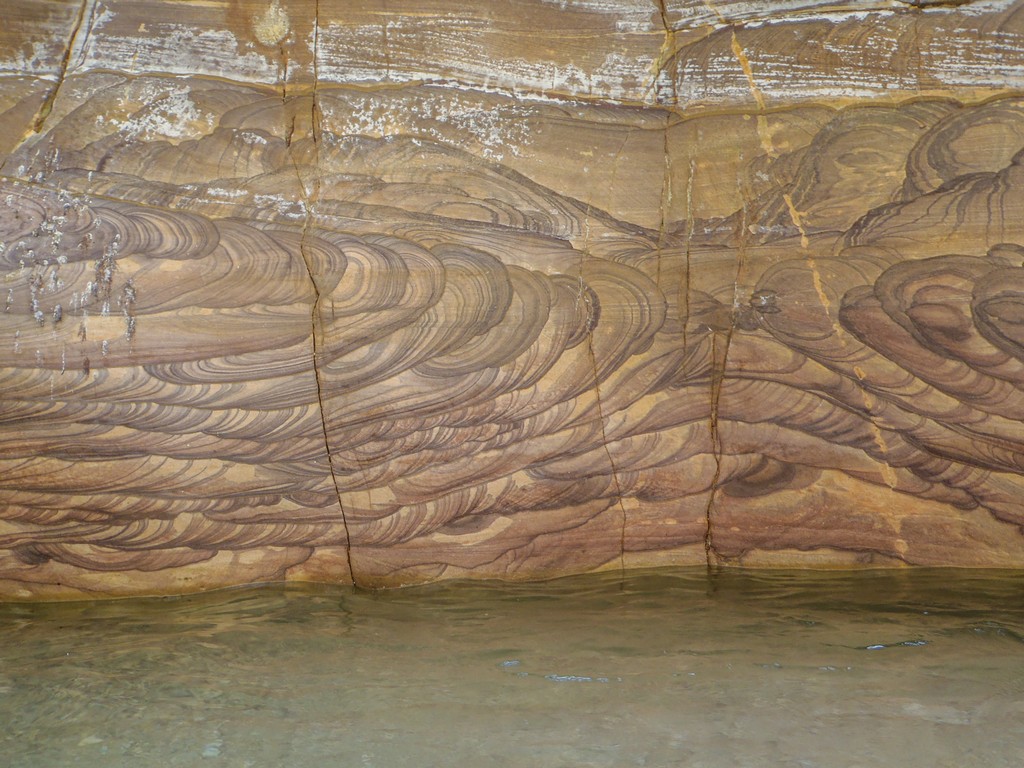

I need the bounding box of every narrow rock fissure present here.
[586,336,630,578]
[298,237,358,588]
[32,0,94,135]
[576,206,630,577]
[701,194,747,568]
[649,0,678,101]
[696,7,767,566]
[292,2,359,589]
[656,111,672,290]
[682,155,695,357]
[655,1,710,570]
[1,0,96,177]
[703,330,729,566]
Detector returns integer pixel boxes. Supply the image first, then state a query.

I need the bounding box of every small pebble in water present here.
[202,742,222,758]
[864,639,928,650]
[544,674,615,683]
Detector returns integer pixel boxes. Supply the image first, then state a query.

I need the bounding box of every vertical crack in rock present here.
[2,0,97,175]
[649,0,678,103]
[290,0,358,588]
[279,43,290,102]
[32,0,96,136]
[704,334,726,566]
[298,238,358,586]
[310,0,322,187]
[577,207,630,577]
[588,340,630,577]
[908,2,924,88]
[679,150,701,552]
[657,112,673,289]
[699,8,765,559]
[655,1,709,567]
[702,196,745,567]
[682,155,695,355]
[261,1,294,140]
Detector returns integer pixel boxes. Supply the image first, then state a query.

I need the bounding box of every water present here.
[2,568,1024,767]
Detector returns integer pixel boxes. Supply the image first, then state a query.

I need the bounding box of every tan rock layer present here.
[1,1,1024,598]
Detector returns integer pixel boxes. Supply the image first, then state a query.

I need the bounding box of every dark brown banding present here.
[2,0,1024,598]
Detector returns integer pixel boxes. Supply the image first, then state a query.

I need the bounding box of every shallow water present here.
[3,568,1024,767]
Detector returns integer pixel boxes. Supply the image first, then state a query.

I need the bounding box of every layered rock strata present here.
[2,0,1024,598]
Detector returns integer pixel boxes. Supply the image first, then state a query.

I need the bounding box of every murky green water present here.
[2,569,1024,767]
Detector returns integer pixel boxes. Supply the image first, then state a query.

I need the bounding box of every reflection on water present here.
[3,568,1024,767]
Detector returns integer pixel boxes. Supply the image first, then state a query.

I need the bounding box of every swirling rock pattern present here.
[2,0,1024,597]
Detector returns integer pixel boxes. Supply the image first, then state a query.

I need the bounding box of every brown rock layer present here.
[2,0,1024,598]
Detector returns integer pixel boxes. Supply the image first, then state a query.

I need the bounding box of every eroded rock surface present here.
[2,0,1024,598]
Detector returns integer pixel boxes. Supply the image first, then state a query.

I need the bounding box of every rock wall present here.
[2,0,1024,598]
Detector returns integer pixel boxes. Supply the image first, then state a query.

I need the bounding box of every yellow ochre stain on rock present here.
[254,0,291,47]
[853,367,900,490]
[730,30,775,158]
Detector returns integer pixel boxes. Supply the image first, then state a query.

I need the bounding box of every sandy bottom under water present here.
[2,568,1024,767]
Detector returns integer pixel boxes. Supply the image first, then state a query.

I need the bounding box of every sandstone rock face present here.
[2,0,1024,598]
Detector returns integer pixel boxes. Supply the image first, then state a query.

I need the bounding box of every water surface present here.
[3,568,1024,767]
